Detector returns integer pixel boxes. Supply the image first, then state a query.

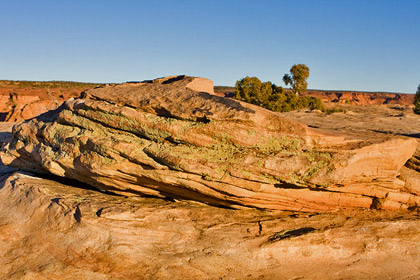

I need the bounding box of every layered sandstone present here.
[2,171,420,279]
[1,76,419,212]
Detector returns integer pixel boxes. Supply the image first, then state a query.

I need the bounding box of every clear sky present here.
[1,0,419,93]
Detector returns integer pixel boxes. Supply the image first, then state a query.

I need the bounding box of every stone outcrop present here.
[2,171,420,279]
[0,81,98,122]
[1,76,419,212]
[303,90,414,105]
[0,92,62,122]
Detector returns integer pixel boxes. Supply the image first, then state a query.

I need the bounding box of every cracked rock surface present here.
[1,76,420,211]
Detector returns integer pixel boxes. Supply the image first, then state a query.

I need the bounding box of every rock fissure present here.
[73,205,82,223]
[267,227,317,242]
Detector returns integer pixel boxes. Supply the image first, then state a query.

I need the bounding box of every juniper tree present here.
[283,64,310,95]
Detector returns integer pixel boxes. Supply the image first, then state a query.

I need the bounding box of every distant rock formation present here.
[303,90,414,105]
[1,76,419,212]
[215,88,414,106]
[0,92,64,122]
[0,81,98,122]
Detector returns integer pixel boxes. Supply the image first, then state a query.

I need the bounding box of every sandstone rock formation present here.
[1,76,419,212]
[2,170,420,279]
[2,78,420,279]
[1,92,62,122]
[0,81,99,122]
[303,90,414,105]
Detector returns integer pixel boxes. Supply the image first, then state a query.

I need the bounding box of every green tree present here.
[234,76,324,113]
[283,64,310,95]
[414,84,420,114]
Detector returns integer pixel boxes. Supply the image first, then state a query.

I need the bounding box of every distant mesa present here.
[303,90,413,105]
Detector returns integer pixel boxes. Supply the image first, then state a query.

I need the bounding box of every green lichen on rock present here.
[72,105,172,141]
[304,150,332,163]
[33,104,334,189]
[146,140,242,168]
[255,137,301,155]
[302,160,329,180]
[247,129,257,136]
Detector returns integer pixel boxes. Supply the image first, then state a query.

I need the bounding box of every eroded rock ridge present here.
[1,75,419,212]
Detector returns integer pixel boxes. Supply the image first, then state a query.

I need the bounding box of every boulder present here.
[1,76,419,212]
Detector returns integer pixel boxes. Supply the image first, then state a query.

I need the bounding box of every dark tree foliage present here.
[414,84,420,114]
[283,64,310,95]
[234,76,324,112]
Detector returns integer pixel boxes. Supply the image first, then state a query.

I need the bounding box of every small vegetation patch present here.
[324,108,346,114]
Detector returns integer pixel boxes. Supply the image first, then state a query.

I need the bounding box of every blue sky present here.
[0,0,419,93]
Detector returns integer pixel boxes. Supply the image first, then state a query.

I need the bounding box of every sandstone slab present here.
[2,171,420,279]
[1,76,419,211]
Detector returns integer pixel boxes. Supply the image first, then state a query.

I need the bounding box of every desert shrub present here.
[414,85,420,114]
[234,76,324,112]
[235,76,271,105]
[324,108,345,114]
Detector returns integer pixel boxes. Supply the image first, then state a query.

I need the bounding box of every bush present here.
[324,108,345,114]
[234,76,324,112]
[414,85,420,114]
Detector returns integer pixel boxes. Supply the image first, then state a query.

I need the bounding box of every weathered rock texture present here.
[1,76,419,212]
[2,171,420,280]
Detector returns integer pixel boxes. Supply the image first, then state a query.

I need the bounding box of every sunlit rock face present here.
[2,171,420,279]
[1,75,418,212]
